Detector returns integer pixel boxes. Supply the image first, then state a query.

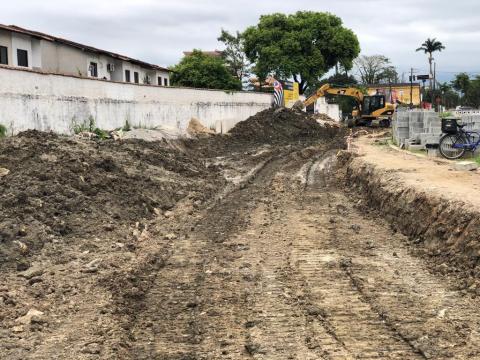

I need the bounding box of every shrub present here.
[123,119,132,132]
[0,124,6,138]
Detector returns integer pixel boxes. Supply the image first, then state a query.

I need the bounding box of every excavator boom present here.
[304,84,364,107]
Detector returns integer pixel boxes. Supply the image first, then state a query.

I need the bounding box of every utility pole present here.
[433,62,437,112]
[410,68,414,109]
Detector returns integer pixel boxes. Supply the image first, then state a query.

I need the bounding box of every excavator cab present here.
[362,95,386,117]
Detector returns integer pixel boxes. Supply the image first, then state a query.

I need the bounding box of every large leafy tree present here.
[217,29,251,82]
[354,55,395,84]
[170,50,242,90]
[416,38,445,91]
[242,11,360,94]
[464,76,480,108]
[452,72,470,103]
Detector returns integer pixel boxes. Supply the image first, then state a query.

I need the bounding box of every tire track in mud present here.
[123,141,480,360]
[294,157,480,359]
[127,147,305,359]
[270,155,425,359]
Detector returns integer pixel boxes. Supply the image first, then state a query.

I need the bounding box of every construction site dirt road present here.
[1,109,480,359]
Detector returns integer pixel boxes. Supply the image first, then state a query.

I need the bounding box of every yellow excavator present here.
[304,84,395,127]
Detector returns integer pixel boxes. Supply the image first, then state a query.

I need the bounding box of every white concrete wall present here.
[31,39,42,69]
[0,29,13,66]
[315,98,341,121]
[11,33,33,68]
[0,66,273,135]
[86,54,114,80]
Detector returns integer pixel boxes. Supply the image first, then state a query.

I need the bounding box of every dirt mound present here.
[316,113,337,122]
[0,131,223,271]
[187,118,215,137]
[229,108,341,143]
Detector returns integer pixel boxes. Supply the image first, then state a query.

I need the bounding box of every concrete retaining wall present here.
[0,66,273,135]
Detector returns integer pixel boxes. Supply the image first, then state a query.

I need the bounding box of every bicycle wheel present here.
[439,134,466,160]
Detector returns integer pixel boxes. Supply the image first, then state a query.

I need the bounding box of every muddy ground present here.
[1,109,480,359]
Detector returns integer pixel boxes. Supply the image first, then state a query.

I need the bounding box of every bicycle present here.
[439,118,480,160]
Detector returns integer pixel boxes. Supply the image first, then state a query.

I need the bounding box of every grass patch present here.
[122,119,132,132]
[0,124,6,138]
[72,116,109,139]
[373,138,390,147]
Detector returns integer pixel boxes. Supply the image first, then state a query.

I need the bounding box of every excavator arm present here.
[304,84,365,107]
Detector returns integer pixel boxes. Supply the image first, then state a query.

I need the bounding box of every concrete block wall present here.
[0,66,273,135]
[393,111,480,150]
[392,112,410,146]
[393,111,440,147]
[459,115,480,132]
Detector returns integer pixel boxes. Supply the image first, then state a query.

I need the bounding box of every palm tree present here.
[416,38,445,91]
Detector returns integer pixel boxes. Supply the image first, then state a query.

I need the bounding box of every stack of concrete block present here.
[392,112,410,146]
[408,112,424,143]
[392,110,441,148]
[459,114,480,132]
[419,112,442,146]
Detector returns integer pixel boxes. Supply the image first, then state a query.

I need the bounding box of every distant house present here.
[0,24,171,86]
[366,83,421,106]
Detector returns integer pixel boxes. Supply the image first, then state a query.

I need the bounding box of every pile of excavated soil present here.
[228,108,342,143]
[0,131,224,271]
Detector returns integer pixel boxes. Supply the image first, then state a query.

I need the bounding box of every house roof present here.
[0,24,170,72]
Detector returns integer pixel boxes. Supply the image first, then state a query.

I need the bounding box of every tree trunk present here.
[299,80,307,95]
[428,54,433,99]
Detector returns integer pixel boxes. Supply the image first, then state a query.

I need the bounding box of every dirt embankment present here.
[342,152,480,294]
[0,131,224,271]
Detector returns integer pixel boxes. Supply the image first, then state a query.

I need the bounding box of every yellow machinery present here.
[304,84,395,127]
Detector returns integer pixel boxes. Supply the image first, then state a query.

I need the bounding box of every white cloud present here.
[1,0,478,79]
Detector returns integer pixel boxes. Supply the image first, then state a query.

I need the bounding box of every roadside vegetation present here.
[0,124,6,138]
[72,116,109,139]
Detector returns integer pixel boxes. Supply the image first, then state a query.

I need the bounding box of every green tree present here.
[452,72,470,104]
[416,38,445,91]
[218,29,251,82]
[242,11,360,94]
[434,82,460,109]
[354,55,394,84]
[378,65,399,84]
[323,73,358,87]
[464,76,480,108]
[170,50,242,91]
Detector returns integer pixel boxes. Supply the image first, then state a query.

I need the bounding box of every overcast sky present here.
[1,0,478,82]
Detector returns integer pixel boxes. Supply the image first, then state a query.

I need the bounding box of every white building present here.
[0,24,171,86]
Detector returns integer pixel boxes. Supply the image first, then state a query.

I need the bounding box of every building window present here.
[164,78,168,87]
[0,46,7,65]
[134,72,139,84]
[17,49,28,67]
[125,70,131,82]
[89,62,98,77]
[158,76,162,86]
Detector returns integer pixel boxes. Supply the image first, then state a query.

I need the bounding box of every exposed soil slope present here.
[2,113,480,360]
[0,131,223,272]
